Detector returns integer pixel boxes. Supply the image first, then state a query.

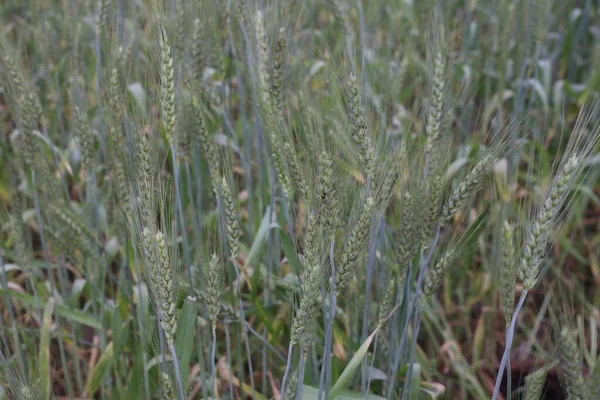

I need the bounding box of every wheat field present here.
[0,1,599,399]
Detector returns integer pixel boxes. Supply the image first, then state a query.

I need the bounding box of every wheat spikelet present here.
[207,253,222,330]
[192,18,206,87]
[137,132,154,211]
[425,51,445,156]
[16,92,38,168]
[108,66,124,125]
[271,27,286,112]
[499,221,517,327]
[395,191,418,277]
[73,106,95,177]
[255,10,270,101]
[422,169,444,243]
[336,196,375,294]
[191,96,220,183]
[160,372,177,400]
[317,152,339,239]
[440,153,493,224]
[221,177,240,259]
[96,0,110,33]
[348,74,375,181]
[586,357,600,399]
[291,212,322,344]
[558,327,586,400]
[142,227,161,298]
[155,230,178,347]
[284,141,307,201]
[254,11,293,199]
[523,367,548,400]
[519,155,579,290]
[424,248,457,297]
[378,278,396,325]
[159,28,176,145]
[48,205,100,254]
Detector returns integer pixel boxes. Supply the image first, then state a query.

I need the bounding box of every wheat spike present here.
[336,196,375,294]
[519,155,579,290]
[159,28,176,145]
[500,221,517,327]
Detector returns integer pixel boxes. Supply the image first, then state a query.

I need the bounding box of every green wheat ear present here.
[154,230,178,347]
[221,177,240,260]
[523,366,548,400]
[291,211,322,345]
[159,27,176,145]
[558,327,586,400]
[336,196,376,294]
[519,155,579,290]
[500,220,516,327]
[207,253,222,330]
[347,74,375,182]
[423,248,457,297]
[160,372,177,400]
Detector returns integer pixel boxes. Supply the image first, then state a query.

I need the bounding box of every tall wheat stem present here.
[318,240,337,400]
[492,290,528,400]
[388,228,440,398]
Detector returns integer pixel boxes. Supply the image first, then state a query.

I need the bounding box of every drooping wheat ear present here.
[221,177,240,260]
[396,191,419,277]
[586,357,600,399]
[207,253,222,330]
[422,169,444,243]
[519,155,579,290]
[73,106,95,177]
[348,74,375,181]
[159,28,176,145]
[336,196,376,294]
[284,141,307,201]
[499,221,517,327]
[423,248,457,297]
[191,95,220,189]
[440,153,494,225]
[192,18,206,87]
[425,51,445,157]
[317,151,339,239]
[523,366,548,400]
[160,372,177,400]
[291,212,322,344]
[155,230,178,347]
[271,27,286,112]
[558,327,586,400]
